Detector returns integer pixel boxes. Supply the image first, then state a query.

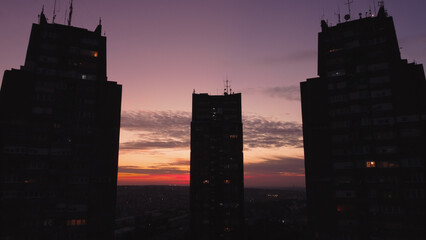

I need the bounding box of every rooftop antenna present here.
[373,0,377,16]
[64,8,67,24]
[38,5,45,22]
[52,0,57,23]
[67,0,73,26]
[344,0,353,21]
[335,5,341,24]
[368,3,372,17]
[224,76,231,95]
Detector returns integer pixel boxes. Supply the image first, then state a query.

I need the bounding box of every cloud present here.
[120,111,303,151]
[119,165,188,175]
[120,139,188,150]
[245,156,305,176]
[120,111,191,150]
[119,156,304,178]
[263,85,300,101]
[121,110,191,133]
[158,159,189,167]
[243,115,303,149]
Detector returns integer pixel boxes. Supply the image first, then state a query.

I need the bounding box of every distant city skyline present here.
[1,0,425,187]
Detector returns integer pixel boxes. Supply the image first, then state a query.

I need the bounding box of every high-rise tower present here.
[190,91,244,240]
[301,6,425,240]
[0,10,121,239]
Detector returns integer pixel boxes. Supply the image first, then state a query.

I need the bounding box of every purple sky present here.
[1,0,425,187]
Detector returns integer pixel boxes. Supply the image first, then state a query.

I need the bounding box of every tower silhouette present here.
[190,92,244,240]
[301,5,425,240]
[0,10,121,240]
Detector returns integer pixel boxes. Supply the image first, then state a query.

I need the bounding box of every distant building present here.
[0,9,121,240]
[301,6,425,240]
[190,89,244,240]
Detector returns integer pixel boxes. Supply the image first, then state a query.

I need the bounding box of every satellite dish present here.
[344,14,351,21]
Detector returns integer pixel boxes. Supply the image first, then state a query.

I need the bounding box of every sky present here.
[1,0,425,188]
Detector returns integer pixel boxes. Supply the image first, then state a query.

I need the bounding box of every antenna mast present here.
[224,77,231,95]
[68,0,73,26]
[373,0,377,16]
[344,0,353,21]
[52,0,57,23]
[335,5,341,24]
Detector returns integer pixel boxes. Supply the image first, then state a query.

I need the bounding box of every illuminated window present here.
[90,51,98,57]
[229,135,238,139]
[366,161,376,168]
[67,219,87,226]
[24,179,35,184]
[203,179,210,184]
[81,74,96,80]
[224,179,230,184]
[224,227,232,232]
[329,48,343,53]
[327,69,346,77]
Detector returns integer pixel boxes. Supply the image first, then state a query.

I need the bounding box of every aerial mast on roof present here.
[224,76,232,95]
[344,0,353,21]
[68,0,73,26]
[373,0,377,16]
[52,0,57,23]
[335,5,341,24]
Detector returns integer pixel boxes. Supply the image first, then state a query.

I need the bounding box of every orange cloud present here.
[118,172,305,188]
[118,172,190,185]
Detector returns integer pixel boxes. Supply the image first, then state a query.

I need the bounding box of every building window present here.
[203,179,209,184]
[229,135,238,139]
[90,51,98,57]
[329,48,343,53]
[366,161,376,168]
[67,219,87,226]
[327,69,346,77]
[224,179,230,184]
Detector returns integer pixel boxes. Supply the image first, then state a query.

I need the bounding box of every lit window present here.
[224,179,230,184]
[203,179,210,184]
[90,51,98,58]
[67,219,87,226]
[224,227,232,232]
[329,48,343,53]
[229,135,238,139]
[366,161,376,168]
